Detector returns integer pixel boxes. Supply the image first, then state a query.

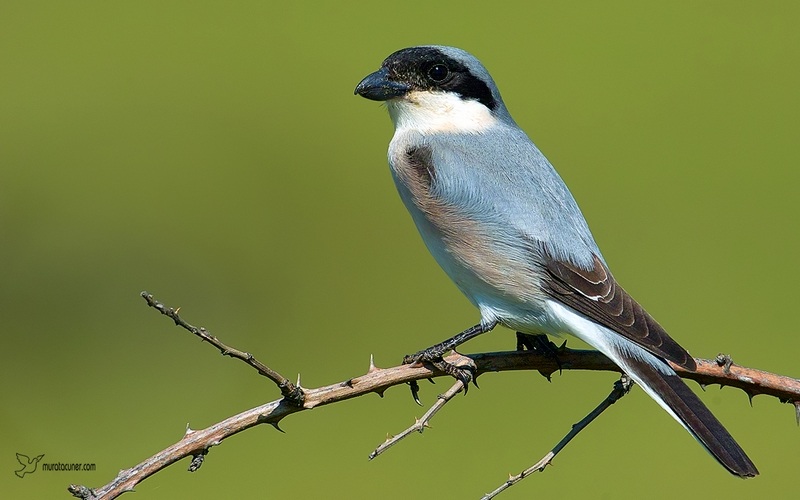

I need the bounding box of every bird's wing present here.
[16,453,29,466]
[539,247,696,370]
[416,131,695,370]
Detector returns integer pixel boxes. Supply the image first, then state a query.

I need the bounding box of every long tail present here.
[608,340,758,477]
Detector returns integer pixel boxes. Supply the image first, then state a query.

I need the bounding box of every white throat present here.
[387,90,498,134]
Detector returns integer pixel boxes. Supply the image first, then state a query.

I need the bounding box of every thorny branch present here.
[68,292,800,499]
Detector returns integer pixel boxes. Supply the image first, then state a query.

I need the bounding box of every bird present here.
[354,45,758,477]
[15,453,44,478]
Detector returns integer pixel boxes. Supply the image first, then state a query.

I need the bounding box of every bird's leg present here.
[403,321,497,391]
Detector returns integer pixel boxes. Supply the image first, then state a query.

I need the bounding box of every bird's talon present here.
[409,380,422,405]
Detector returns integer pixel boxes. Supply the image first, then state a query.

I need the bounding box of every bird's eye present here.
[428,64,449,82]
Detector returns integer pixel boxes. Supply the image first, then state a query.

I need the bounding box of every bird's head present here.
[355,46,513,133]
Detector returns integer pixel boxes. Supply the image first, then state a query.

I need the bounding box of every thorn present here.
[184,423,195,437]
[296,373,301,387]
[374,388,386,398]
[423,421,432,429]
[368,354,380,373]
[538,370,553,382]
[794,401,800,426]
[175,307,181,314]
[746,391,754,407]
[342,379,354,388]
[270,421,285,433]
[699,383,707,391]
[385,433,394,442]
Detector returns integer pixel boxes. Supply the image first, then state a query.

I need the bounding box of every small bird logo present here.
[15,453,44,478]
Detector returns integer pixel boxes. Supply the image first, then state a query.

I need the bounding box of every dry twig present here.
[481,375,633,499]
[369,379,465,460]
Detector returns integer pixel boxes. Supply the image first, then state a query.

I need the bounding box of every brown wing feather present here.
[540,250,696,371]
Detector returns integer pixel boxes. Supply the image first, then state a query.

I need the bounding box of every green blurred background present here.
[2,2,797,498]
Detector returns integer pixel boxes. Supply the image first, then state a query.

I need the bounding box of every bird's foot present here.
[402,322,493,403]
[516,332,565,380]
[403,348,477,395]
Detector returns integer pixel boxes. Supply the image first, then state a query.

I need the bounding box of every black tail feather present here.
[618,351,758,477]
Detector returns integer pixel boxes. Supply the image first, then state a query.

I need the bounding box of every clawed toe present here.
[516,332,564,380]
[431,358,476,392]
[403,349,478,400]
[401,322,495,402]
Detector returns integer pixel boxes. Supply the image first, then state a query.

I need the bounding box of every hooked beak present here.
[354,67,410,101]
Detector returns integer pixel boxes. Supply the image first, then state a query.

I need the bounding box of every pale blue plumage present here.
[387,100,601,331]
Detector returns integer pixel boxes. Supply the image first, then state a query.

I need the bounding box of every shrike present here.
[355,45,757,477]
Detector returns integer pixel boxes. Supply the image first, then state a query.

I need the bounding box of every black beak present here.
[354,67,410,101]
